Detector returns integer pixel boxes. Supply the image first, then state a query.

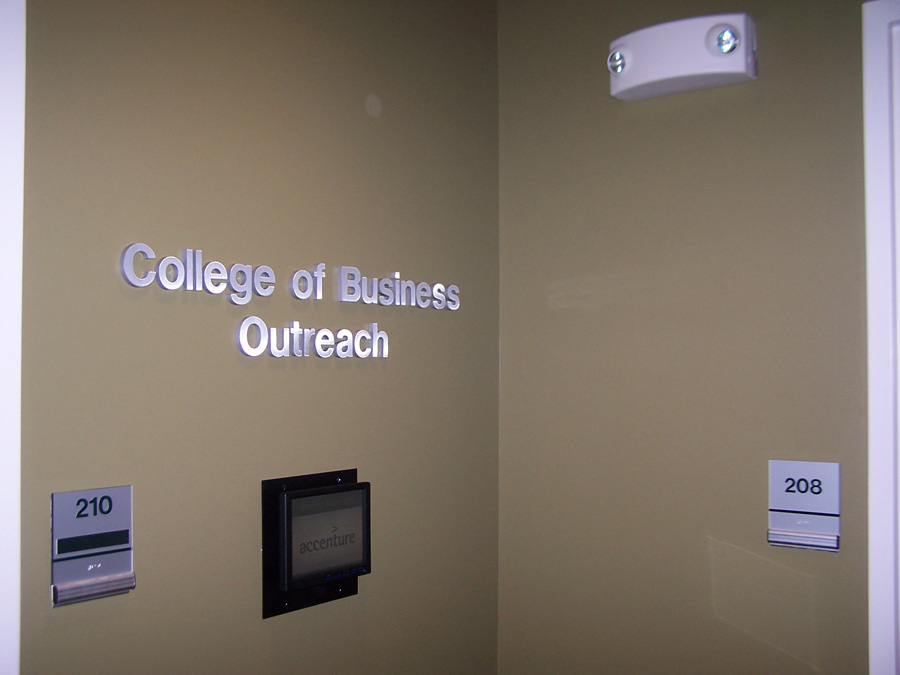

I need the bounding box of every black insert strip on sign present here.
[57,529,130,555]
[768,508,840,518]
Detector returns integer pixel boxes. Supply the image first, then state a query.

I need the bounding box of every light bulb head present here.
[607,50,626,74]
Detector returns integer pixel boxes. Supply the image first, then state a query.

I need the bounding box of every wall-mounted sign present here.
[768,460,840,551]
[261,469,371,618]
[120,243,461,358]
[51,485,135,606]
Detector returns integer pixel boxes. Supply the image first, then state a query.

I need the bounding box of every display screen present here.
[280,482,370,591]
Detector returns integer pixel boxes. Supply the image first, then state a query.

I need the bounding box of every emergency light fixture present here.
[608,14,757,101]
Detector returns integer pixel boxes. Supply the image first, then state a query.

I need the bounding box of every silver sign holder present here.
[51,485,135,606]
[768,460,840,551]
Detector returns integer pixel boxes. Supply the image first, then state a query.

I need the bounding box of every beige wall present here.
[21,1,498,673]
[21,0,871,673]
[498,0,867,673]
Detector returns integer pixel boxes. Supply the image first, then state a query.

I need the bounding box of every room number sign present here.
[768,460,840,551]
[51,485,136,606]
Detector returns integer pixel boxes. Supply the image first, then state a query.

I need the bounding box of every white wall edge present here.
[0,0,24,668]
[0,0,24,669]
[865,1,900,673]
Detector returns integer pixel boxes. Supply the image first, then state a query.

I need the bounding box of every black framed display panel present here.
[261,468,371,619]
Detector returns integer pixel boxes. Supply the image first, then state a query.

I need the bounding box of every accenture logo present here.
[296,526,356,555]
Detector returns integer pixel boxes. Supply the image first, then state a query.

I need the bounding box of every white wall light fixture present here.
[608,14,757,101]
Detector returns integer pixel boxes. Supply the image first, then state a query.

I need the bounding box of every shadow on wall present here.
[708,536,820,671]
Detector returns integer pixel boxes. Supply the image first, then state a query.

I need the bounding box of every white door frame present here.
[0,0,24,673]
[866,1,900,673]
